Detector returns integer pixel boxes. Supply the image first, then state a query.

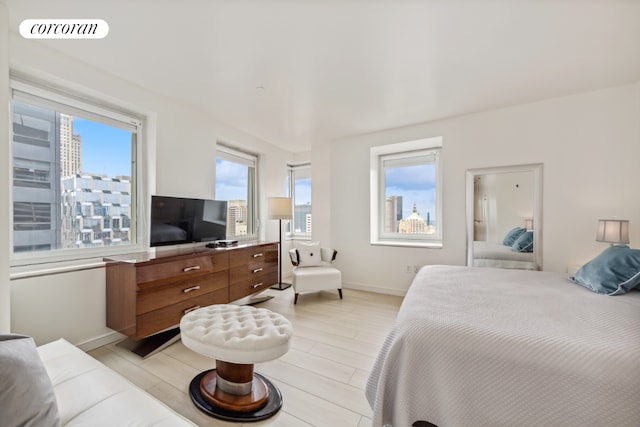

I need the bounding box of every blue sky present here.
[294,178,311,205]
[215,159,312,205]
[215,159,248,201]
[73,118,132,177]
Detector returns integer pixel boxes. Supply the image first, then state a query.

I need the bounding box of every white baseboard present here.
[76,330,124,352]
[342,281,407,297]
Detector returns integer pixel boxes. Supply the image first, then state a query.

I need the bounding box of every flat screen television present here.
[150,195,227,247]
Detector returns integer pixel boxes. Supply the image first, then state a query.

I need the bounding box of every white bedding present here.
[472,240,534,269]
[366,265,640,427]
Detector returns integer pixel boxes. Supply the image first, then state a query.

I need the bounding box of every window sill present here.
[370,240,443,249]
[287,235,312,241]
[10,243,151,280]
[10,258,107,280]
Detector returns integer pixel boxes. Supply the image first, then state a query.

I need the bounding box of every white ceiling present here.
[3,0,640,152]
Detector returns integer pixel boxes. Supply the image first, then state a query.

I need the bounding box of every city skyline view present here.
[12,100,136,252]
[385,162,437,223]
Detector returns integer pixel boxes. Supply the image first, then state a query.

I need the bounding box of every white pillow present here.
[295,242,322,267]
[0,334,61,427]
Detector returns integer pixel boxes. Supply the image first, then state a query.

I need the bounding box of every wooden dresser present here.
[105,242,278,356]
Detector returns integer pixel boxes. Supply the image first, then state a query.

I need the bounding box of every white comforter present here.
[366,265,640,427]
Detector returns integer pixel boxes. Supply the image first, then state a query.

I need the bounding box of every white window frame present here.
[215,144,258,241]
[287,163,312,239]
[9,76,147,268]
[370,137,443,248]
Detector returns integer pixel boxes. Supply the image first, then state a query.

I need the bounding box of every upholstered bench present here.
[180,304,293,422]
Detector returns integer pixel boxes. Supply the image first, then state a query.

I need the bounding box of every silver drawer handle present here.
[252,283,263,289]
[252,268,263,273]
[183,265,201,272]
[182,285,201,293]
[183,305,201,314]
[252,253,263,258]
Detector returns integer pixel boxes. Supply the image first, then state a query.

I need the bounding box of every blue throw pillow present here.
[569,245,640,295]
[511,231,533,252]
[503,227,526,246]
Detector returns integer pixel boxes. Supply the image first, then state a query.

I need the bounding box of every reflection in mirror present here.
[466,164,543,270]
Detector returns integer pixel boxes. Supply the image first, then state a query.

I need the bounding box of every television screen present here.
[150,196,227,247]
[193,199,228,243]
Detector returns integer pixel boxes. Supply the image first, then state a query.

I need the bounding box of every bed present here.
[472,240,534,269]
[366,265,640,427]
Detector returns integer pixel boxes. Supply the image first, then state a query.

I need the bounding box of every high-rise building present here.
[305,213,312,233]
[12,101,63,252]
[398,203,435,235]
[61,174,131,248]
[59,113,82,178]
[226,200,248,236]
[294,203,312,233]
[385,195,403,232]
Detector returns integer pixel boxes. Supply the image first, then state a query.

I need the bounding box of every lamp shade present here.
[524,218,534,230]
[596,219,629,244]
[268,197,292,220]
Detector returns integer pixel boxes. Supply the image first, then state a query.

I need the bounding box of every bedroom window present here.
[215,145,258,240]
[287,163,312,238]
[370,137,443,248]
[10,77,143,264]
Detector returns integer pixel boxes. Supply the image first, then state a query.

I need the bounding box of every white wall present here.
[327,83,640,294]
[494,171,534,242]
[310,145,332,245]
[0,3,10,333]
[474,172,535,243]
[5,33,291,347]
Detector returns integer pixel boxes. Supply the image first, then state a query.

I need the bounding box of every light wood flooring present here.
[89,288,403,427]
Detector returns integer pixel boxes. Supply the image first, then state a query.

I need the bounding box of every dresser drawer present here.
[136,270,229,315]
[229,270,278,301]
[135,288,228,339]
[136,252,229,285]
[229,244,277,268]
[229,261,276,285]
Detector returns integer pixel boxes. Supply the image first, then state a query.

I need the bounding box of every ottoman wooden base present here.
[189,369,283,422]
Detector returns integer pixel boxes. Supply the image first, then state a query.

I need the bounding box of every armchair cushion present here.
[294,241,323,267]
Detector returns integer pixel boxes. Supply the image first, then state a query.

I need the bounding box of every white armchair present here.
[289,245,342,304]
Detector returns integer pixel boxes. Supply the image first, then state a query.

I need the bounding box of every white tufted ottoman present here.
[180,304,293,422]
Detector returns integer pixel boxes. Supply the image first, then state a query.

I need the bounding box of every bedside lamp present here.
[268,197,293,290]
[596,219,629,246]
